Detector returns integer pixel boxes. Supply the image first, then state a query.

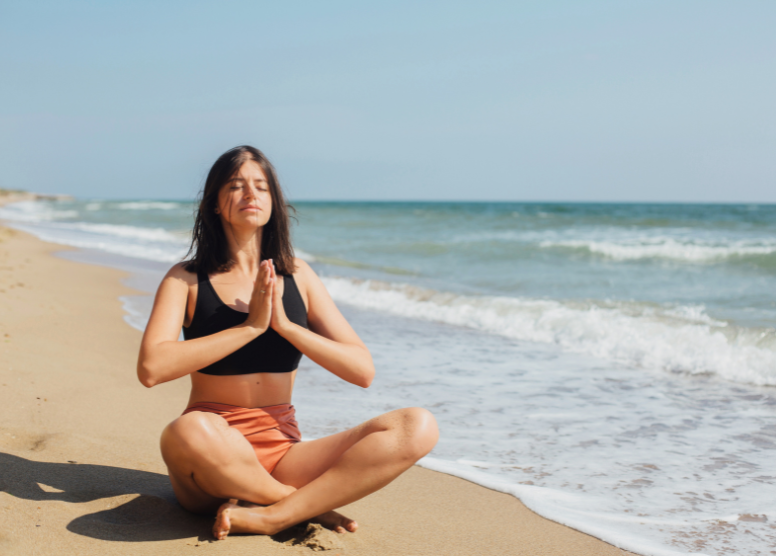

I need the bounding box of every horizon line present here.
[4,191,776,205]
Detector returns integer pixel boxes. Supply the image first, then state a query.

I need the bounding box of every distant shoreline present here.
[0,190,74,206]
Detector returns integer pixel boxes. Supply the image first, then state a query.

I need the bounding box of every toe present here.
[213,507,231,540]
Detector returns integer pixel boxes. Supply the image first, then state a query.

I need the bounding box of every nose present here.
[243,184,258,200]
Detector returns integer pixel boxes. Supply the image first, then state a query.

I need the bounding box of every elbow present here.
[139,376,158,389]
[357,362,376,389]
[137,360,159,388]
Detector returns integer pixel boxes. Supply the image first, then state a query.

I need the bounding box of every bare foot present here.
[310,510,358,533]
[213,500,237,540]
[213,500,279,538]
[213,501,355,539]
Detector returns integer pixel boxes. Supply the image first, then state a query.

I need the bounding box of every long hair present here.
[183,146,296,276]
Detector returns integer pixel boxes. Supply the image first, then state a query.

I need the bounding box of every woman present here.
[137,146,439,540]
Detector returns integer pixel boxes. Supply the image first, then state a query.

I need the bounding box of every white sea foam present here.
[0,201,190,262]
[119,295,152,331]
[67,222,185,243]
[542,237,776,262]
[115,201,181,210]
[418,458,708,556]
[445,227,776,263]
[322,276,776,386]
[25,228,187,262]
[0,200,78,222]
[292,307,776,556]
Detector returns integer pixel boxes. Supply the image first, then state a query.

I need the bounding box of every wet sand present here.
[0,224,637,555]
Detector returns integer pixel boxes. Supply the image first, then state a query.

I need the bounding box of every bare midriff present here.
[188,370,297,409]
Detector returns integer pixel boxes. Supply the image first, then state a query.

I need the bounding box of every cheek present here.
[217,193,236,218]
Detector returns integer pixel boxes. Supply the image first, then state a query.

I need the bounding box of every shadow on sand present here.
[0,451,212,542]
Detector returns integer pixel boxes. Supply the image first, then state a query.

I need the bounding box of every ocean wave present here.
[444,227,776,264]
[114,201,182,210]
[0,200,78,222]
[418,457,700,556]
[322,276,776,386]
[10,223,188,262]
[540,237,776,262]
[66,222,187,243]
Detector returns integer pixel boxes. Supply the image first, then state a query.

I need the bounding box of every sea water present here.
[1,199,774,556]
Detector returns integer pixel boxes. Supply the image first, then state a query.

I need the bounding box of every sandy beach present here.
[0,223,636,555]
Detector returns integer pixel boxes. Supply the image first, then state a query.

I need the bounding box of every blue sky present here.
[1,1,774,201]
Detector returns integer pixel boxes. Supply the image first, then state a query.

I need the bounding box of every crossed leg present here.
[160,411,297,514]
[160,406,439,539]
[213,407,439,538]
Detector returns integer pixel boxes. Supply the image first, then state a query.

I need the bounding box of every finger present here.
[257,265,271,297]
[273,282,281,303]
[262,280,273,304]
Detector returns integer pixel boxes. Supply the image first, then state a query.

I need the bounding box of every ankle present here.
[261,506,290,535]
[233,504,286,536]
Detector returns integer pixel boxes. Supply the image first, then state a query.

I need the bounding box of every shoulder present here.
[148,263,196,320]
[162,262,198,289]
[289,257,325,307]
[291,257,315,278]
[290,257,322,287]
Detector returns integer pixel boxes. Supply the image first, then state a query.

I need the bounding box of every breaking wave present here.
[322,276,776,386]
[542,237,776,262]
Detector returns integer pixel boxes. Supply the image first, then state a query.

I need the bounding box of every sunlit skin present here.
[137,159,439,539]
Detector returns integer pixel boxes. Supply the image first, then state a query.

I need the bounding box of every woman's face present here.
[216,160,273,229]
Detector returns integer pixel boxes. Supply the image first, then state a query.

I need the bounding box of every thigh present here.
[271,411,394,488]
[161,411,262,513]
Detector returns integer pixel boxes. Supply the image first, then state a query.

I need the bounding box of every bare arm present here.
[137,261,274,387]
[271,260,375,388]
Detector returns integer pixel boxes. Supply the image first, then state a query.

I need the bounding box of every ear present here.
[214,207,221,214]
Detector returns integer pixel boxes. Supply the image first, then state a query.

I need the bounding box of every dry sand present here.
[0,224,638,556]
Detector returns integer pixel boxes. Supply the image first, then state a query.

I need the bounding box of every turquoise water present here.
[292,201,776,324]
[2,199,775,555]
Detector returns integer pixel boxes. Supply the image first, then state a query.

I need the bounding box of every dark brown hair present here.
[184,146,296,276]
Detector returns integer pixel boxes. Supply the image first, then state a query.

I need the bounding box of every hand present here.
[245,260,274,333]
[269,261,291,334]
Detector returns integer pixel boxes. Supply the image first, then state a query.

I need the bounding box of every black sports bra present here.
[182,270,308,375]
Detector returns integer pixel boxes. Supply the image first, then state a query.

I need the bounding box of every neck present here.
[224,225,264,276]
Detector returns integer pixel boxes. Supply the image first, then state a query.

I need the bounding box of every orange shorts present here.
[183,402,301,473]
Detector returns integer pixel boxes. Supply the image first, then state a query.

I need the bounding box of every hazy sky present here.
[1,1,774,202]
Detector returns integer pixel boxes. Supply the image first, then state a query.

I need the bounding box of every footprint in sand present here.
[1,432,51,452]
[274,523,344,552]
[29,435,48,452]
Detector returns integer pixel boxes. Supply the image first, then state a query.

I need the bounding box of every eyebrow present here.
[228,177,267,183]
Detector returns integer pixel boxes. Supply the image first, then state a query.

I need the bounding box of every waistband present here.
[183,402,294,416]
[182,402,298,433]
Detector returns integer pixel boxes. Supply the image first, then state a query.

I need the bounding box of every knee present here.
[396,407,439,462]
[161,412,225,465]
